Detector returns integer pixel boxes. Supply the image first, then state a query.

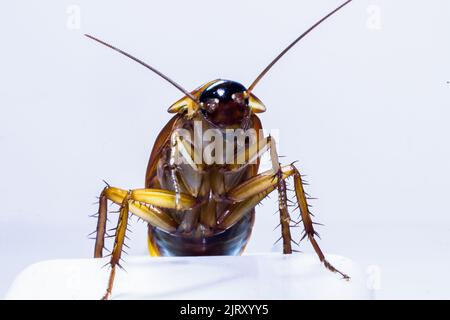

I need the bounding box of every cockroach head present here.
[198,80,250,128]
[167,79,266,119]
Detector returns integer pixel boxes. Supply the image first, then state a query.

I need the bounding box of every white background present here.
[1,0,449,299]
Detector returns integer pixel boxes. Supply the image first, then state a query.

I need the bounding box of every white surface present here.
[5,254,370,300]
[1,0,450,299]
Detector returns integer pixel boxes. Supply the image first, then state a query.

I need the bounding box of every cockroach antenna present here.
[248,0,353,92]
[84,34,199,104]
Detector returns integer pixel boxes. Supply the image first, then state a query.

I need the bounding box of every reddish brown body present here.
[146,111,262,256]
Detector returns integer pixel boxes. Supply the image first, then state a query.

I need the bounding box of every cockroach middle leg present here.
[102,191,131,300]
[100,186,196,231]
[93,185,199,298]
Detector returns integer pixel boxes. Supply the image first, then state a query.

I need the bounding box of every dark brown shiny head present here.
[199,80,249,128]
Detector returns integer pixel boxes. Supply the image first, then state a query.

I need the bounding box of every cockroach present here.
[87,0,353,299]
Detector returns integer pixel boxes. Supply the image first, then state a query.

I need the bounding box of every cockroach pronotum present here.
[87,0,353,299]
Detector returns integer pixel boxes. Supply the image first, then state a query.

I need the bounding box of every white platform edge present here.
[5,253,373,300]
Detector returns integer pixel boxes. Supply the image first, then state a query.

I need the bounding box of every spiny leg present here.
[92,186,183,259]
[94,188,108,258]
[219,165,295,227]
[276,177,293,254]
[102,191,131,300]
[93,185,193,257]
[220,164,349,279]
[103,186,196,231]
[94,186,197,247]
[95,186,198,299]
[221,132,294,252]
[268,136,293,254]
[226,135,294,254]
[291,164,349,279]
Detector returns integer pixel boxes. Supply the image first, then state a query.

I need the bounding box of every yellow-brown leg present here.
[94,188,108,258]
[102,191,131,300]
[223,135,293,253]
[92,186,181,258]
[219,165,295,227]
[291,164,349,279]
[96,186,197,232]
[93,186,198,299]
[268,136,293,254]
[221,164,349,279]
